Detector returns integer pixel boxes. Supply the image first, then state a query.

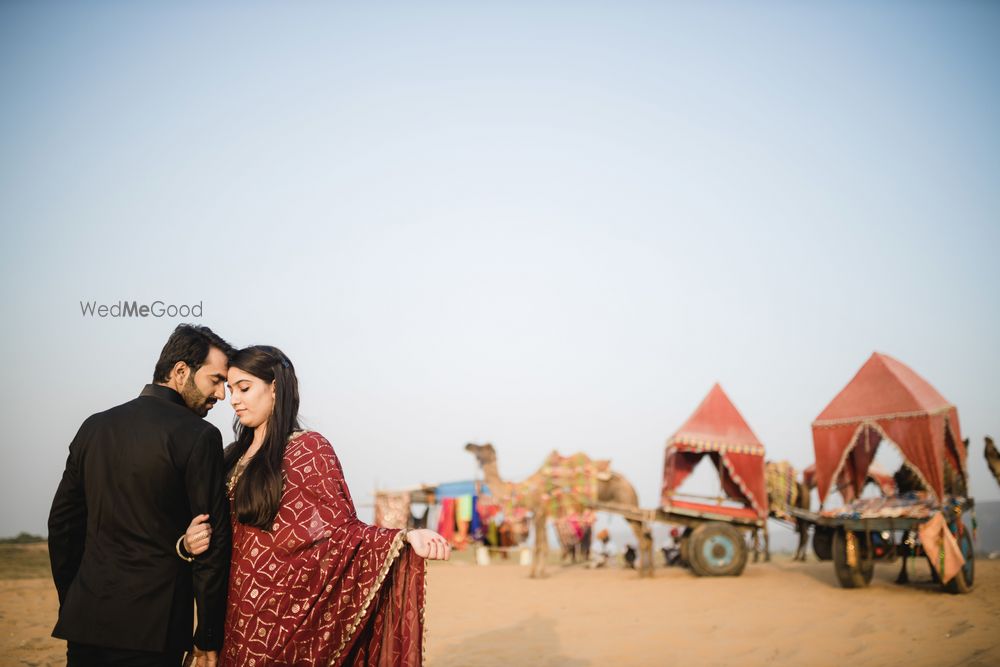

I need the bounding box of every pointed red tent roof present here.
[816,353,953,422]
[668,383,765,453]
[811,352,964,504]
[662,384,768,519]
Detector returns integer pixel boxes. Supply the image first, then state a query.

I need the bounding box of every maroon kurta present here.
[222,431,425,666]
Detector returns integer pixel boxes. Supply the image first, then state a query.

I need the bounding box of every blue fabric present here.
[435,480,491,499]
[470,495,482,537]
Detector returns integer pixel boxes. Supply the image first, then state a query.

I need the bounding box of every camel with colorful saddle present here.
[465,443,654,578]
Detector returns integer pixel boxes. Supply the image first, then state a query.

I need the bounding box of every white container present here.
[475,546,490,566]
[519,547,532,566]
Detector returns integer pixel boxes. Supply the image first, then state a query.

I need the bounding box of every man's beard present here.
[180,374,216,417]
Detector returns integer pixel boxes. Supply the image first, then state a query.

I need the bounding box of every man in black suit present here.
[48,324,235,667]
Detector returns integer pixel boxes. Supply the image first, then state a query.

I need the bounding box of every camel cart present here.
[597,495,766,577]
[802,461,900,561]
[796,352,975,593]
[789,497,974,592]
[599,384,770,577]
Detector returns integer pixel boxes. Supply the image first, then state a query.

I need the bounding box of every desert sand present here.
[3,543,998,667]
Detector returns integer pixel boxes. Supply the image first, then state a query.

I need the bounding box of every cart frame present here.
[788,498,975,593]
[596,497,765,577]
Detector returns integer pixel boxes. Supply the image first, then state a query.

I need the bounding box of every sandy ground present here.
[3,544,998,667]
[423,556,1000,667]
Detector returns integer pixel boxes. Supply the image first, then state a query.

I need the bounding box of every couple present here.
[48,324,450,666]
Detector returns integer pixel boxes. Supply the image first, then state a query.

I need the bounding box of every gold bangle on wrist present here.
[176,535,194,562]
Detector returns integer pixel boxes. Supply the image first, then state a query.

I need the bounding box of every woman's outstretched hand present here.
[405,529,451,561]
[184,514,212,556]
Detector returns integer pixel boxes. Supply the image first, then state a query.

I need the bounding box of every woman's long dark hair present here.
[224,345,301,530]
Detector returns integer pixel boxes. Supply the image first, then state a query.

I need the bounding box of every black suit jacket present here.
[48,384,231,652]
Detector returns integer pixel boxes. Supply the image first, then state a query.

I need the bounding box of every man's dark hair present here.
[152,324,236,383]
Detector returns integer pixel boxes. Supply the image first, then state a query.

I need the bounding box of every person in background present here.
[624,545,637,569]
[588,528,618,569]
[662,527,683,566]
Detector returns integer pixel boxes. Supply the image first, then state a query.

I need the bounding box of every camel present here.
[985,436,1000,488]
[758,461,811,562]
[465,443,655,578]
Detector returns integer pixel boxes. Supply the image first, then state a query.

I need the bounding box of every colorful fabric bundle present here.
[456,495,474,522]
[821,492,939,519]
[437,498,456,542]
[373,491,411,529]
[917,511,965,584]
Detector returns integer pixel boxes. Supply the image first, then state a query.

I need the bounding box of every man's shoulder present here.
[135,393,215,428]
[89,394,220,439]
[79,396,144,428]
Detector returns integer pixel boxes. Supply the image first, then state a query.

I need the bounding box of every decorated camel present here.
[465,443,654,578]
[758,461,811,562]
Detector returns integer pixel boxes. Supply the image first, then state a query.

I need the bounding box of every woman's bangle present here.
[176,535,194,562]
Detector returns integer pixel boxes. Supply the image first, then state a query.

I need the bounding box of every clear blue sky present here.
[1,1,998,537]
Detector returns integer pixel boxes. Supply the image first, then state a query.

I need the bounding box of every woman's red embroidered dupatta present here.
[222,432,425,666]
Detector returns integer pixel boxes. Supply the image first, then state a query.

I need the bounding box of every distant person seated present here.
[662,527,683,566]
[624,545,637,569]
[588,528,617,569]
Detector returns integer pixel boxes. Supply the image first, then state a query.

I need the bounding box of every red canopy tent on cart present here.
[811,352,966,505]
[661,383,768,521]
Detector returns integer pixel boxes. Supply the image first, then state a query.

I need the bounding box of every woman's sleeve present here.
[290,433,402,548]
[271,433,424,666]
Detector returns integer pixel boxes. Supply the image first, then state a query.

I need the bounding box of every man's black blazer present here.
[48,384,231,653]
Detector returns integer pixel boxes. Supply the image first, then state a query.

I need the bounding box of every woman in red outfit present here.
[189,345,449,666]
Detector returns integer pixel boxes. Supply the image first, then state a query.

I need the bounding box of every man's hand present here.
[193,647,218,667]
[405,529,451,560]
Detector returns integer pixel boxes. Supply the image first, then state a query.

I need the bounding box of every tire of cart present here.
[688,522,748,577]
[812,526,833,561]
[832,529,874,588]
[943,517,975,594]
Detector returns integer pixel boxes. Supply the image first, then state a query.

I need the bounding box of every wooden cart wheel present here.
[943,519,975,594]
[832,529,874,588]
[812,526,833,561]
[688,522,747,577]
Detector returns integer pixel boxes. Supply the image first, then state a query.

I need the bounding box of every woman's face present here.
[228,367,275,430]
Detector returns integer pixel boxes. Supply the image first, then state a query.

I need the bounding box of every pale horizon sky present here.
[1,1,998,538]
